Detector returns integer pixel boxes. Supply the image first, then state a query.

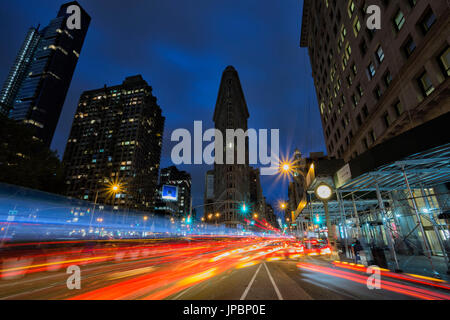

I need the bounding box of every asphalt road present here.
[0,239,448,300]
[167,257,421,300]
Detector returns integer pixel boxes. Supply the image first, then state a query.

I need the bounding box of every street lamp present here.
[314,183,338,258]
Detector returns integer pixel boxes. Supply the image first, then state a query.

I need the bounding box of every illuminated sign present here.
[161,185,178,201]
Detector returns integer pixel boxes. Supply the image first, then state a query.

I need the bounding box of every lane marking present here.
[172,284,195,300]
[240,263,262,300]
[264,262,283,300]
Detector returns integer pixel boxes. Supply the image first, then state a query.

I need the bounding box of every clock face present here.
[316,184,332,200]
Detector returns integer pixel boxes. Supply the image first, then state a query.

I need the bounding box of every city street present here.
[0,238,448,300]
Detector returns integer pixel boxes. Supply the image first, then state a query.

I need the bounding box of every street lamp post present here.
[315,183,338,259]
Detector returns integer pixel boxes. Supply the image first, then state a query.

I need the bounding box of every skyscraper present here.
[249,167,265,220]
[1,1,91,145]
[63,75,165,212]
[213,66,250,228]
[0,27,40,116]
[300,0,449,161]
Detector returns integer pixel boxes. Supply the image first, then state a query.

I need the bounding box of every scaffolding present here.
[297,143,450,279]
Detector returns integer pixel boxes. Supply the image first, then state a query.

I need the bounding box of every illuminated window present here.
[376,46,385,63]
[367,62,376,80]
[393,10,405,31]
[353,17,361,36]
[438,47,450,77]
[418,72,435,97]
[348,0,356,17]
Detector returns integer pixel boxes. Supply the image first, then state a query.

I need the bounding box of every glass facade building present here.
[0,27,40,116]
[3,2,90,145]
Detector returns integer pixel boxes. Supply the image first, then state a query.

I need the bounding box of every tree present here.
[0,115,65,194]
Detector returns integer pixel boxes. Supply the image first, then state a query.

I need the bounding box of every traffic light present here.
[241,204,248,213]
[315,214,321,224]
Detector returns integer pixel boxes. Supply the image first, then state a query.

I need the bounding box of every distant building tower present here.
[213,66,250,228]
[203,170,215,222]
[5,2,91,145]
[0,27,40,116]
[63,75,165,212]
[154,166,192,219]
[264,202,278,230]
[249,167,265,219]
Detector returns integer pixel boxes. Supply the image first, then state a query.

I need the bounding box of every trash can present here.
[371,247,388,268]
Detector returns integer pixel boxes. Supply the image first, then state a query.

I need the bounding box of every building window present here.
[346,43,352,57]
[356,114,362,127]
[360,39,368,56]
[351,63,357,76]
[393,101,403,117]
[363,138,369,150]
[438,47,450,77]
[408,0,417,8]
[367,62,376,80]
[384,70,392,87]
[418,72,435,97]
[362,105,369,118]
[352,94,359,107]
[403,37,416,58]
[383,112,391,128]
[347,74,353,86]
[376,45,385,63]
[353,17,361,36]
[373,85,382,100]
[348,0,356,18]
[369,129,377,143]
[419,8,436,34]
[393,10,406,31]
[357,84,363,97]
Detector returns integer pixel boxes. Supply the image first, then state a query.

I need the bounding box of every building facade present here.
[249,167,266,220]
[154,166,192,219]
[3,1,91,145]
[203,170,215,222]
[300,0,449,161]
[63,75,165,212]
[213,66,250,228]
[0,27,41,116]
[264,202,278,230]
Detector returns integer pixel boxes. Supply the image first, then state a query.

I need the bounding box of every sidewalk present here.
[337,250,450,282]
[393,255,450,282]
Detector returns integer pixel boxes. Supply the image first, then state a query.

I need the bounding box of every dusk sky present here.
[0,0,326,216]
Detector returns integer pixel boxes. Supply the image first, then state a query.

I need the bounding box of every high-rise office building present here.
[249,167,265,220]
[63,75,165,212]
[213,66,250,228]
[300,0,449,161]
[1,2,91,145]
[155,166,192,218]
[264,201,278,230]
[203,170,215,222]
[0,27,40,116]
